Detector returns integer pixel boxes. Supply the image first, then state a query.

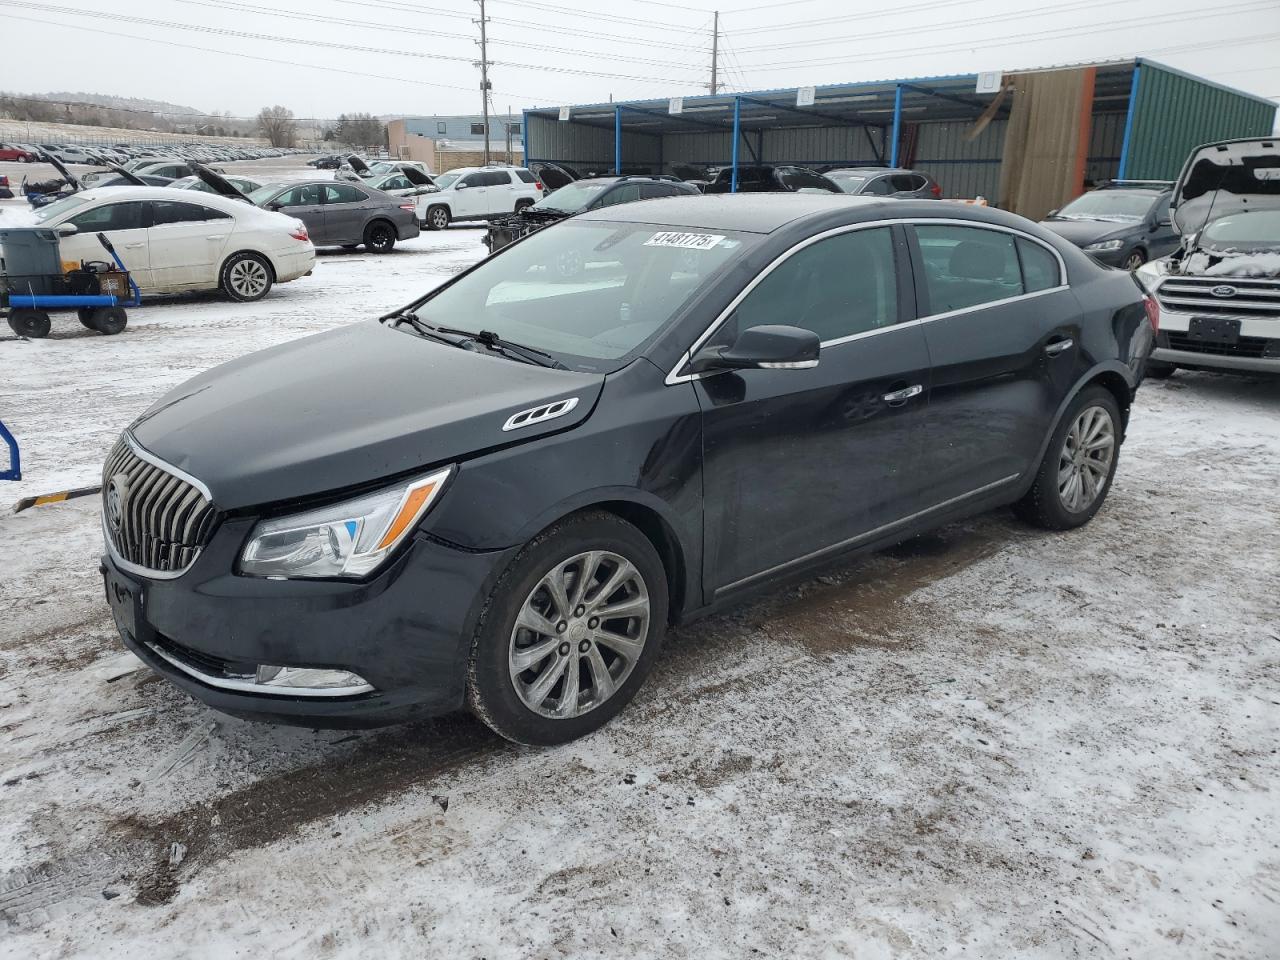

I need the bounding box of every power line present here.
[0,0,706,83]
[729,3,1279,71]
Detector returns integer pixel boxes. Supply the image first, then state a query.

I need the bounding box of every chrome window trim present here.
[142,639,375,698]
[665,217,1068,385]
[715,472,1021,596]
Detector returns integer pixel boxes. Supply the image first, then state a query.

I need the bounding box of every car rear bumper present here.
[101,524,517,728]
[272,246,316,283]
[396,219,421,241]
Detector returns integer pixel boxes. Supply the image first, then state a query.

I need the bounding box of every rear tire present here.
[466,511,668,746]
[425,205,450,231]
[77,308,98,330]
[1015,385,1122,531]
[364,221,396,254]
[1145,360,1177,379]
[220,252,273,302]
[8,309,51,338]
[91,306,127,335]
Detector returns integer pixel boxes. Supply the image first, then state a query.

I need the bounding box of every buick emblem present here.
[1210,284,1238,298]
[106,474,127,532]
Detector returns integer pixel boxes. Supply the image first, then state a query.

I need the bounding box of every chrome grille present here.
[1156,277,1280,318]
[102,435,216,575]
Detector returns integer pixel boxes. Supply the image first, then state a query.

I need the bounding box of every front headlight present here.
[1084,239,1124,252]
[241,467,452,579]
[1134,258,1167,294]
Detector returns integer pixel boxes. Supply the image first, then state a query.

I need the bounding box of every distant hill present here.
[38,92,207,118]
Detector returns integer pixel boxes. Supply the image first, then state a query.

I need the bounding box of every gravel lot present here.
[1,162,1278,958]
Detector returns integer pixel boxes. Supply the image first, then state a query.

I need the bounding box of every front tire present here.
[91,306,127,335]
[220,252,273,302]
[466,511,668,746]
[425,205,450,231]
[1015,385,1122,530]
[364,220,396,253]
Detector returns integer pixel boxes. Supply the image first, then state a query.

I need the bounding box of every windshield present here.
[246,184,286,205]
[31,193,92,222]
[369,162,395,174]
[1056,190,1157,221]
[1200,210,1280,252]
[531,181,609,213]
[410,220,755,367]
[434,173,461,189]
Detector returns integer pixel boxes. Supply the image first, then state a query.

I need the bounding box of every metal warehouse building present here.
[523,58,1276,220]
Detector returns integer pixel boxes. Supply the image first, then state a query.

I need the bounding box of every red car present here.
[0,142,37,162]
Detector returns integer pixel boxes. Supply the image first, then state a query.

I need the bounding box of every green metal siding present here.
[1125,63,1277,180]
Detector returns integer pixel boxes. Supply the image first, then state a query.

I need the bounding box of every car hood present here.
[131,321,603,510]
[1039,218,1133,246]
[1171,137,1280,234]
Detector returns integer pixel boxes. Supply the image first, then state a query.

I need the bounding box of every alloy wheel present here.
[1058,405,1115,513]
[228,258,269,298]
[508,550,650,720]
[430,208,449,230]
[1123,251,1146,271]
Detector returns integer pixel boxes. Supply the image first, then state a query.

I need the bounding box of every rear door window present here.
[324,183,366,204]
[639,183,679,199]
[913,224,1025,314]
[482,171,511,187]
[151,200,232,225]
[275,184,324,207]
[595,184,642,207]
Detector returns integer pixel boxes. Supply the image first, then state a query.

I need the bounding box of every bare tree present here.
[333,112,385,150]
[257,105,297,147]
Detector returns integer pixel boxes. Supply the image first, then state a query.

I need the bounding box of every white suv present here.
[421,166,543,230]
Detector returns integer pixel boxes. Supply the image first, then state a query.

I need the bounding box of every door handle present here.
[1044,338,1074,357]
[124,242,144,248]
[882,384,923,405]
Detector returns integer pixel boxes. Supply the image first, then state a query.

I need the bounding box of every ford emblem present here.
[1210,284,1238,298]
[106,474,127,532]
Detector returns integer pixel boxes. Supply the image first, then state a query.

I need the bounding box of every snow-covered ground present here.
[1,171,1279,958]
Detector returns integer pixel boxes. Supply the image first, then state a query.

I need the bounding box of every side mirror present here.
[455,181,469,190]
[692,324,820,373]
[268,203,282,212]
[56,223,78,236]
[1157,215,1172,227]
[1046,208,1059,218]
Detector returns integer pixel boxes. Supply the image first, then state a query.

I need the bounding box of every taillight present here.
[289,224,309,242]
[534,181,543,191]
[399,203,415,212]
[931,181,943,198]
[1143,294,1160,333]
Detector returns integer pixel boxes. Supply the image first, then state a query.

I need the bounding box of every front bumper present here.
[102,519,516,727]
[1151,305,1280,374]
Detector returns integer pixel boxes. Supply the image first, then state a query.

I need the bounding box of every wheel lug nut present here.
[558,641,570,656]
[556,621,567,633]
[588,617,599,629]
[574,605,586,617]
[578,639,590,653]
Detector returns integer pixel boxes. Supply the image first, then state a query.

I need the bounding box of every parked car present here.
[246,180,419,253]
[1136,138,1280,377]
[46,145,102,165]
[98,194,1156,744]
[82,173,175,189]
[824,166,942,200]
[485,175,700,252]
[170,173,262,196]
[308,155,344,169]
[421,166,545,230]
[702,165,842,194]
[29,187,315,301]
[1041,180,1178,271]
[0,142,38,162]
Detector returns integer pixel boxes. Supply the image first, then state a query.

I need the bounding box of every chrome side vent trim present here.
[502,397,580,432]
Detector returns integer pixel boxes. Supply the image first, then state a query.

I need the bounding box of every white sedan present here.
[30,187,316,302]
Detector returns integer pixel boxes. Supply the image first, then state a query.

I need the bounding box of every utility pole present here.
[476,0,491,164]
[710,11,719,95]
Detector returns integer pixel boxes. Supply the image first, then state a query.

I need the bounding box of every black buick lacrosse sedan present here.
[101,194,1157,744]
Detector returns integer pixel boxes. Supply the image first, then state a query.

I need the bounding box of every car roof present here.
[67,186,259,212]
[827,167,917,176]
[576,193,884,233]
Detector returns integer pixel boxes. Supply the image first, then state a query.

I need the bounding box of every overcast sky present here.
[1,0,1277,122]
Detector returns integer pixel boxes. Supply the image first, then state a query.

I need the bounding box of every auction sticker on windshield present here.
[645,232,726,250]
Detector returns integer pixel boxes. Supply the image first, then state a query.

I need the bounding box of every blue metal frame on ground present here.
[0,419,19,482]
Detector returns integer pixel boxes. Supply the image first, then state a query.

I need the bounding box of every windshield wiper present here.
[433,325,568,369]
[385,311,472,348]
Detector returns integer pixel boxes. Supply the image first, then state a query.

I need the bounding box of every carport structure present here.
[523,59,1276,219]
